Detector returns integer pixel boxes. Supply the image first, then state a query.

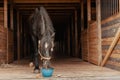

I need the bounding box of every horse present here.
[29,6,55,73]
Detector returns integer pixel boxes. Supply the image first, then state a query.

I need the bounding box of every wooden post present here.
[19,14,23,58]
[81,0,84,31]
[112,0,114,15]
[101,28,120,66]
[71,16,74,56]
[10,0,14,30]
[4,0,7,28]
[75,9,78,57]
[116,0,117,14]
[96,0,102,66]
[87,0,91,61]
[87,0,91,21]
[67,24,70,56]
[81,0,84,59]
[106,0,108,17]
[111,0,113,15]
[119,0,120,12]
[17,10,20,60]
[102,0,105,19]
[4,0,8,63]
[109,0,111,16]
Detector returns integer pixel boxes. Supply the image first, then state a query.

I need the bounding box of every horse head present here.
[38,33,55,68]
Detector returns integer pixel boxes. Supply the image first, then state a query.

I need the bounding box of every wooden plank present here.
[106,60,120,70]
[102,22,120,31]
[102,49,120,54]
[102,27,119,38]
[101,28,120,66]
[103,53,120,59]
[102,44,120,50]
[101,13,120,25]
[102,38,120,45]
[102,37,114,42]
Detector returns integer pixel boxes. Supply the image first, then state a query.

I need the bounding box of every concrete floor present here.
[0,58,120,80]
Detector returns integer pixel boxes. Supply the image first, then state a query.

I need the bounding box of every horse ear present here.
[35,8,39,12]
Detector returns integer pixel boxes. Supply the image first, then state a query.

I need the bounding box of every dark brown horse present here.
[29,7,55,73]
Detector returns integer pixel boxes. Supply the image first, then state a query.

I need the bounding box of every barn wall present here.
[81,21,100,65]
[102,15,120,70]
[0,26,7,64]
[0,7,14,63]
[88,22,99,65]
[81,30,88,61]
[0,7,7,64]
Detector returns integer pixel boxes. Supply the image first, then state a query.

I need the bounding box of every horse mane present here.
[29,6,55,58]
[39,7,55,35]
[29,6,55,40]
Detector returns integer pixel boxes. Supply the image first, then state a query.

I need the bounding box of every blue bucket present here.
[41,68,54,77]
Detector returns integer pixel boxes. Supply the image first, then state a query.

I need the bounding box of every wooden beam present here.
[13,0,80,3]
[96,0,102,66]
[101,28,120,66]
[15,3,80,9]
[18,7,76,10]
